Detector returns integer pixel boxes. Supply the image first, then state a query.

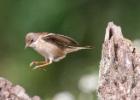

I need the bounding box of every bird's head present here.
[25,32,40,48]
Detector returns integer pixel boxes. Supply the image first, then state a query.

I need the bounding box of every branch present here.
[0,77,40,100]
[98,22,140,100]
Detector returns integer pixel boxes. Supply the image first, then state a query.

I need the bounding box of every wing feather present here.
[42,33,79,49]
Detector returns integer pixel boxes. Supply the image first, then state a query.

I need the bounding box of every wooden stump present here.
[98,22,140,100]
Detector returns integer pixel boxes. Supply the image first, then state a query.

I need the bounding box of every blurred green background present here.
[0,0,140,100]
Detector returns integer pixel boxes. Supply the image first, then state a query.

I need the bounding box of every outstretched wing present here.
[42,33,79,49]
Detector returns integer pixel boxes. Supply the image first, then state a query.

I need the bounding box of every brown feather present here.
[42,33,79,49]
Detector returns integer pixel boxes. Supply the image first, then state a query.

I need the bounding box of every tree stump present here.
[0,77,40,100]
[98,22,140,100]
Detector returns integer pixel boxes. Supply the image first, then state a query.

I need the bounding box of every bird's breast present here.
[33,39,65,60]
[33,40,49,57]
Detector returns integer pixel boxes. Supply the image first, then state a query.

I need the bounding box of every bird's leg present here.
[32,60,52,69]
[30,61,46,67]
[33,63,49,69]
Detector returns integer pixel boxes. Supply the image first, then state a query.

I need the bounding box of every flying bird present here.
[25,32,92,69]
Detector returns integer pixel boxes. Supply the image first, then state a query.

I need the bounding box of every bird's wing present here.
[42,33,79,48]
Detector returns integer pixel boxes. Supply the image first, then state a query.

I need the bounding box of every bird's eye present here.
[31,39,34,43]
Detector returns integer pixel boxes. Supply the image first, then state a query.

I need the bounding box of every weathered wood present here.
[0,77,40,100]
[98,22,140,100]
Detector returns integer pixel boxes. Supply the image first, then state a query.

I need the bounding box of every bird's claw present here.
[30,61,35,67]
[29,61,49,70]
[33,66,39,69]
[33,63,49,69]
[33,65,42,70]
[29,61,44,67]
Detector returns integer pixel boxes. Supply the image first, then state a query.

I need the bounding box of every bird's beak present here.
[24,44,29,49]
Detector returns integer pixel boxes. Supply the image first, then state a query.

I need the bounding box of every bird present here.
[25,32,92,69]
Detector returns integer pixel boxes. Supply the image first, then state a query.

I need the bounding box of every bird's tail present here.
[77,46,93,50]
[66,46,93,53]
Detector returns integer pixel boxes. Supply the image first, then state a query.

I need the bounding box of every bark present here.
[0,77,40,100]
[98,22,140,100]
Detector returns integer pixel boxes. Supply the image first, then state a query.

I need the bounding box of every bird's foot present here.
[33,62,49,69]
[30,61,45,67]
[30,61,49,69]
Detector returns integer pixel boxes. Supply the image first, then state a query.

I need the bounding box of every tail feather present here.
[66,46,93,53]
[78,46,93,49]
